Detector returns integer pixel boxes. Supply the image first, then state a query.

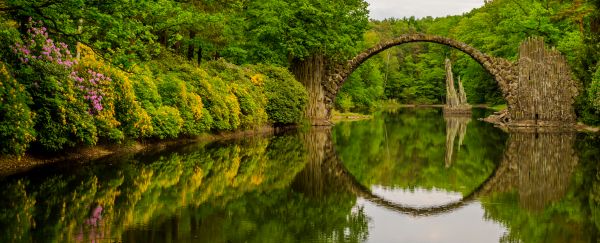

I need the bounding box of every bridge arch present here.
[323,33,515,109]
[317,34,578,127]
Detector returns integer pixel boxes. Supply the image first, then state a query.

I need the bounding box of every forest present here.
[0,0,599,156]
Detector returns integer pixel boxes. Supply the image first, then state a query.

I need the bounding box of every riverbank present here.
[0,125,296,177]
[330,110,373,123]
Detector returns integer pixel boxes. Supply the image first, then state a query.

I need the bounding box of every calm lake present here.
[1,108,599,243]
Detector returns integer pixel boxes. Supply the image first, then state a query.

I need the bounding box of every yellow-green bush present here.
[0,25,308,155]
[186,67,241,131]
[149,106,184,139]
[158,73,211,135]
[99,67,153,140]
[250,64,308,125]
[203,60,268,129]
[590,66,600,113]
[77,44,124,142]
[0,62,35,155]
[131,67,163,110]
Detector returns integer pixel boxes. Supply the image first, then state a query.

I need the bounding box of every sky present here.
[364,0,486,20]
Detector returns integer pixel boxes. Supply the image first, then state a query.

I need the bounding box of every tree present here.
[245,0,369,123]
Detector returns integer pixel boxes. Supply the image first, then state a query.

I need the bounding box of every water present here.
[1,108,599,243]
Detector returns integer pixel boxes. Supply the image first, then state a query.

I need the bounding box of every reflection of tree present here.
[0,130,371,243]
[444,115,471,168]
[0,134,308,242]
[334,108,505,194]
[301,124,499,217]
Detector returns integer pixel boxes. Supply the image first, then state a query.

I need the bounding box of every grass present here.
[489,104,507,111]
[330,109,372,123]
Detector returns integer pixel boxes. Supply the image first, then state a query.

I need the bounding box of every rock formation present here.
[443,58,472,114]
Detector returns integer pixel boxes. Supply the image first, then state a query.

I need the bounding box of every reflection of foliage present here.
[333,108,506,194]
[0,133,313,242]
[122,189,368,243]
[480,134,600,242]
[0,181,35,242]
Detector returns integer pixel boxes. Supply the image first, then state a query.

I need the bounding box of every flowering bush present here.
[0,18,307,155]
[158,74,210,136]
[78,44,152,140]
[12,19,75,67]
[13,19,108,115]
[11,19,98,151]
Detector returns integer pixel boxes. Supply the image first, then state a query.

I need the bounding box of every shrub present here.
[132,67,162,109]
[76,44,124,142]
[12,21,98,151]
[0,62,36,155]
[158,73,210,135]
[590,66,600,113]
[189,67,241,131]
[250,64,307,125]
[0,18,20,63]
[204,60,268,128]
[335,93,355,112]
[110,70,154,138]
[150,106,184,139]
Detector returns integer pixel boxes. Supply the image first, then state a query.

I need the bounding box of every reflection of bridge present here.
[296,127,578,217]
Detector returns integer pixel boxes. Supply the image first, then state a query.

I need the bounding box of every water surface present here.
[1,108,599,242]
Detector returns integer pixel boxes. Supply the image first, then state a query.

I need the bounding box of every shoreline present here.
[0,125,295,177]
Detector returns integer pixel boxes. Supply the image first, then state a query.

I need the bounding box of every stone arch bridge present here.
[309,33,577,127]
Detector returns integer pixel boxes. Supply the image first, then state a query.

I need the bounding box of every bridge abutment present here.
[291,55,332,126]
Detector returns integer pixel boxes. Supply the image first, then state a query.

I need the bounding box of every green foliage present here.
[333,108,506,192]
[0,132,311,242]
[197,71,242,131]
[0,18,20,63]
[337,61,386,110]
[203,60,268,129]
[25,61,98,151]
[0,63,35,155]
[149,105,183,139]
[590,66,600,113]
[6,0,161,66]
[244,0,369,64]
[251,64,308,125]
[158,74,210,135]
[336,93,355,112]
[107,68,154,139]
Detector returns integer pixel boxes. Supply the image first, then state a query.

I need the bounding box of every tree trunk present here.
[291,54,331,125]
[159,31,168,46]
[174,41,182,55]
[187,30,196,61]
[197,46,203,64]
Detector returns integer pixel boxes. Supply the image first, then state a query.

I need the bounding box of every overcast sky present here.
[365,0,486,20]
